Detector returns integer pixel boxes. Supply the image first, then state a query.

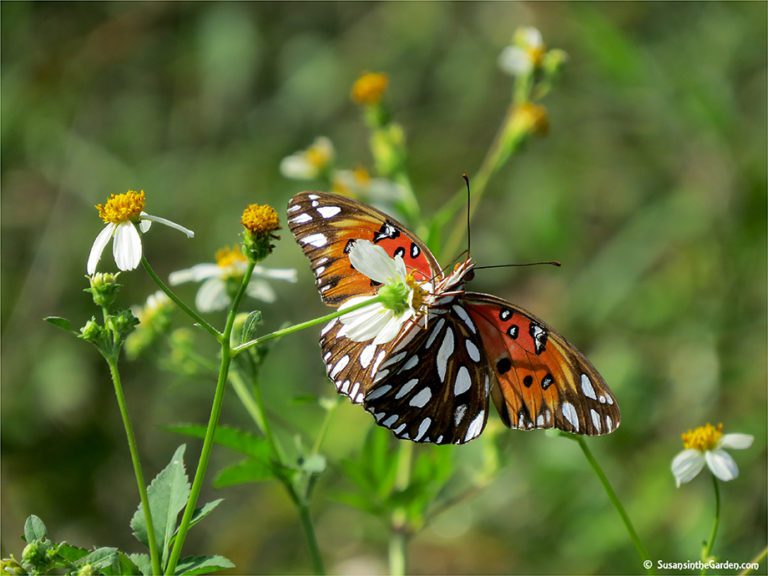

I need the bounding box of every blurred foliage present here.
[2,2,766,575]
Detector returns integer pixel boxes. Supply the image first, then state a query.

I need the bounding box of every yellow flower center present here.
[306,144,332,169]
[526,46,546,67]
[406,273,428,312]
[215,245,247,271]
[241,204,280,235]
[351,72,389,105]
[511,102,549,136]
[681,423,723,451]
[95,190,145,224]
[353,166,371,185]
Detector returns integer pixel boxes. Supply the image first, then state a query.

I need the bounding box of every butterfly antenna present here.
[463,172,471,256]
[474,261,562,271]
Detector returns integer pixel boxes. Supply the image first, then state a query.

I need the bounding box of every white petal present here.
[339,299,393,342]
[87,223,116,274]
[246,279,276,303]
[348,240,404,284]
[338,295,381,323]
[140,212,194,238]
[671,449,706,487]
[313,136,335,160]
[719,433,753,450]
[498,46,531,76]
[139,219,152,233]
[195,277,230,312]
[251,266,298,282]
[706,449,739,482]
[113,222,142,271]
[519,26,543,48]
[373,311,411,345]
[280,155,314,180]
[168,263,220,285]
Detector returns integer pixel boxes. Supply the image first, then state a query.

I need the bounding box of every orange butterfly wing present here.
[287,192,439,307]
[465,293,620,435]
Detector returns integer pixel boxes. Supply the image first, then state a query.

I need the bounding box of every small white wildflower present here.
[87,190,194,275]
[280,137,335,180]
[498,26,545,76]
[332,167,403,205]
[671,423,754,486]
[169,245,297,312]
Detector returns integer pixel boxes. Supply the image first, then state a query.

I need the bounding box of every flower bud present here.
[351,72,389,106]
[79,318,104,344]
[241,204,281,262]
[85,272,121,309]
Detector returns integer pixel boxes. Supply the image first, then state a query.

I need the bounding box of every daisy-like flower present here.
[332,167,403,204]
[280,137,335,180]
[169,245,297,312]
[336,240,431,345]
[671,423,754,486]
[498,26,546,76]
[87,190,194,275]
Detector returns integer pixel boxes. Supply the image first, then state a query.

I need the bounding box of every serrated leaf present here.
[130,445,190,568]
[168,498,223,549]
[175,555,234,575]
[128,553,152,576]
[44,316,75,332]
[75,547,118,571]
[213,458,274,488]
[167,424,270,459]
[24,515,47,542]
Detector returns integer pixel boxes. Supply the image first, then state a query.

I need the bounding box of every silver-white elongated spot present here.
[437,327,455,382]
[465,339,481,362]
[454,404,467,426]
[409,387,432,408]
[452,305,477,334]
[290,213,312,224]
[402,355,419,371]
[590,409,601,433]
[360,344,377,369]
[301,233,327,247]
[465,410,485,441]
[454,366,471,395]
[414,418,431,441]
[383,414,398,427]
[366,384,392,401]
[561,402,579,431]
[396,379,419,399]
[425,318,445,348]
[580,373,597,400]
[317,206,341,218]
[330,355,349,378]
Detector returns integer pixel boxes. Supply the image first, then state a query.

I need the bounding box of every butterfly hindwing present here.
[464,293,619,436]
[287,192,439,307]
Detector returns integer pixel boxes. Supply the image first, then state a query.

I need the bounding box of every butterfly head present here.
[433,257,475,299]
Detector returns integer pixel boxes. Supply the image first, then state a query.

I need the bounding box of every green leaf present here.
[240,310,262,342]
[168,498,223,550]
[130,445,190,568]
[75,547,118,570]
[44,316,75,333]
[128,553,152,576]
[175,555,234,575]
[24,515,47,542]
[168,424,270,459]
[56,543,89,563]
[213,458,275,488]
[101,552,141,575]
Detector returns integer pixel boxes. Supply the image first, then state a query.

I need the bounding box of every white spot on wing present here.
[402,355,419,371]
[330,355,349,378]
[580,374,597,400]
[301,233,327,247]
[454,404,467,426]
[340,380,351,393]
[437,327,455,382]
[396,379,419,399]
[606,394,614,405]
[465,410,485,441]
[360,344,377,369]
[349,382,360,399]
[414,418,431,441]
[605,415,613,432]
[287,204,301,213]
[452,305,477,333]
[371,350,387,376]
[394,423,407,434]
[561,402,580,431]
[454,366,471,395]
[290,213,312,224]
[465,339,481,362]
[321,319,337,337]
[317,206,341,218]
[425,318,446,349]
[383,414,398,427]
[409,387,432,407]
[366,385,392,401]
[536,413,545,426]
[308,194,319,200]
[382,351,407,369]
[590,409,601,433]
[374,369,389,383]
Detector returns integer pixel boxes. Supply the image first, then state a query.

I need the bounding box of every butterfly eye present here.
[464,269,475,282]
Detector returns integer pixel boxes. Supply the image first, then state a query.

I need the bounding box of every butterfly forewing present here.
[288,192,439,307]
[464,293,620,436]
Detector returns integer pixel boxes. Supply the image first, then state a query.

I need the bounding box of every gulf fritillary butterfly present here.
[288,191,620,444]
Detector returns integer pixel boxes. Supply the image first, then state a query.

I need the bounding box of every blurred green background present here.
[2,2,766,574]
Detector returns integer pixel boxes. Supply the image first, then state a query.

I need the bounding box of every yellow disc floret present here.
[306,143,333,170]
[511,102,549,136]
[351,72,389,105]
[406,273,428,312]
[682,423,723,452]
[526,45,546,67]
[215,245,247,274]
[241,204,280,235]
[95,190,146,224]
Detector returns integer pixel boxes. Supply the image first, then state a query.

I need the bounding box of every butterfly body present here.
[289,191,620,444]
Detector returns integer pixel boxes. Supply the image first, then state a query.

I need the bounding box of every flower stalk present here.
[701,475,721,574]
[389,441,413,576]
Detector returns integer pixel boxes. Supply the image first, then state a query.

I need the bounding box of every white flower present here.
[169,245,297,312]
[280,136,335,180]
[332,167,403,204]
[87,190,194,275]
[671,423,754,486]
[336,240,430,345]
[498,26,545,76]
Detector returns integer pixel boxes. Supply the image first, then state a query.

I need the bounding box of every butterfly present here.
[288,191,620,444]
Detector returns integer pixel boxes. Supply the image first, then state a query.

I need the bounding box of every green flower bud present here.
[79,318,104,344]
[85,272,122,309]
[76,564,94,576]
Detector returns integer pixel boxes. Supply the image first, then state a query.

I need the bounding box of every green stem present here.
[738,544,768,575]
[573,436,654,574]
[701,475,721,574]
[389,441,413,576]
[164,262,255,575]
[232,295,385,355]
[106,359,161,576]
[141,257,220,340]
[296,502,325,575]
